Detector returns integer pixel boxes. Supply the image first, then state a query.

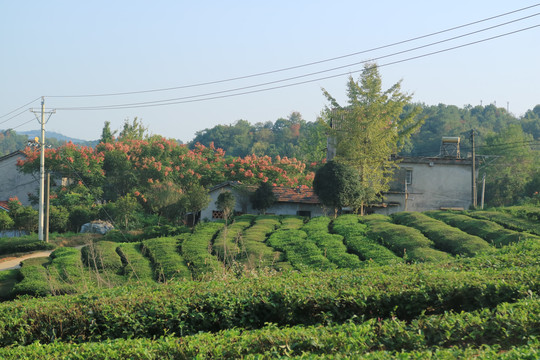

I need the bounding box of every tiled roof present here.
[271,186,320,204]
[0,201,9,211]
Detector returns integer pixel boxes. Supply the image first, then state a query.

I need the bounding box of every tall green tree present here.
[322,63,422,214]
[313,160,363,217]
[250,182,276,214]
[99,121,117,143]
[216,191,235,225]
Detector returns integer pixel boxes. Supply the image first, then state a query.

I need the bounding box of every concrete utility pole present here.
[470,129,477,208]
[30,97,55,241]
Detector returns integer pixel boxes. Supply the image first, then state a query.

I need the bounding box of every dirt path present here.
[0,251,54,271]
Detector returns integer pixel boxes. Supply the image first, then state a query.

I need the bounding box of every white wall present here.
[0,153,38,206]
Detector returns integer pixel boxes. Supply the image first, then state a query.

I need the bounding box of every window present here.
[405,169,413,185]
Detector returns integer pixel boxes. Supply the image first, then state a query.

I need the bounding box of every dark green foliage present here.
[313,161,362,214]
[279,215,305,230]
[0,237,55,255]
[469,210,540,236]
[213,216,254,264]
[267,229,336,270]
[116,243,155,283]
[142,224,190,239]
[12,257,51,297]
[332,214,403,265]
[301,216,331,235]
[365,218,451,263]
[504,205,540,223]
[392,212,493,255]
[142,237,191,282]
[424,210,538,247]
[0,298,538,358]
[250,181,276,214]
[0,249,537,348]
[81,241,123,272]
[181,222,224,279]
[240,216,283,269]
[216,191,236,223]
[306,232,362,269]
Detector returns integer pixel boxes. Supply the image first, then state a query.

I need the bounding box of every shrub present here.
[213,217,253,264]
[424,211,537,248]
[366,219,451,263]
[0,211,14,230]
[12,257,51,297]
[181,222,224,279]
[116,243,155,283]
[0,237,55,256]
[240,216,283,269]
[469,210,540,236]
[267,229,336,271]
[306,232,362,269]
[142,237,191,282]
[392,212,492,255]
[81,241,123,272]
[279,216,305,230]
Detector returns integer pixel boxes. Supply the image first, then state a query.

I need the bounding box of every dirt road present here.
[0,251,54,271]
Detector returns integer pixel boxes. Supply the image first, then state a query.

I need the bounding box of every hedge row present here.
[267,229,336,271]
[302,217,361,268]
[469,210,540,236]
[81,241,123,272]
[424,210,538,247]
[116,243,154,283]
[332,215,402,265]
[0,298,537,359]
[181,222,224,279]
[392,212,492,255]
[504,205,540,222]
[0,257,537,347]
[241,216,284,269]
[364,217,451,263]
[213,215,254,263]
[280,216,305,230]
[141,237,191,282]
[45,247,87,294]
[0,237,55,256]
[11,257,51,297]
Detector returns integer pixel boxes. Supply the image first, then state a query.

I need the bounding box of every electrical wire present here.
[0,97,41,120]
[55,23,540,111]
[46,3,540,98]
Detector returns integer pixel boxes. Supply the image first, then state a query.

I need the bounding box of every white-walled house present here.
[201,181,326,220]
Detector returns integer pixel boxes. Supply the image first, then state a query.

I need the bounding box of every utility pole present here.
[480,173,486,209]
[470,129,477,208]
[30,97,55,241]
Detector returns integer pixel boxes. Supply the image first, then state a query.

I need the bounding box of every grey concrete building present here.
[0,151,37,206]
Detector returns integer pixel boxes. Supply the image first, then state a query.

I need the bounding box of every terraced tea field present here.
[0,207,538,358]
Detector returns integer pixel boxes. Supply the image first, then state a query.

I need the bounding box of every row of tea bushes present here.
[213,215,255,263]
[424,211,539,247]
[0,297,537,359]
[468,210,540,236]
[332,215,403,265]
[364,216,451,263]
[240,216,284,269]
[0,256,537,347]
[141,237,191,282]
[116,242,154,283]
[181,222,224,279]
[0,237,55,256]
[279,216,305,230]
[392,212,492,256]
[504,206,540,223]
[267,229,336,270]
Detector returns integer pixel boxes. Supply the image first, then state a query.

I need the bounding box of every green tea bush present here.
[425,211,537,248]
[306,232,362,269]
[332,215,402,265]
[392,212,492,255]
[116,243,155,283]
[267,229,336,270]
[279,216,305,230]
[0,260,537,348]
[81,241,123,272]
[181,222,224,279]
[0,298,537,359]
[469,210,540,236]
[241,216,283,269]
[0,237,55,256]
[11,257,51,297]
[302,216,331,235]
[213,217,253,263]
[142,237,191,282]
[504,205,540,222]
[366,219,451,263]
[47,247,86,289]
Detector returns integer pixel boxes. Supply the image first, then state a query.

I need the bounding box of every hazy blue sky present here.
[2,1,539,143]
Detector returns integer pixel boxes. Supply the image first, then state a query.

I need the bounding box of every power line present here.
[46,3,540,99]
[55,23,540,111]
[0,97,41,119]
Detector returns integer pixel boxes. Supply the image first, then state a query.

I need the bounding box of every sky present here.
[1,1,539,143]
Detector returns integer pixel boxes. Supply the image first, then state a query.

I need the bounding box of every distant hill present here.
[19,130,98,147]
